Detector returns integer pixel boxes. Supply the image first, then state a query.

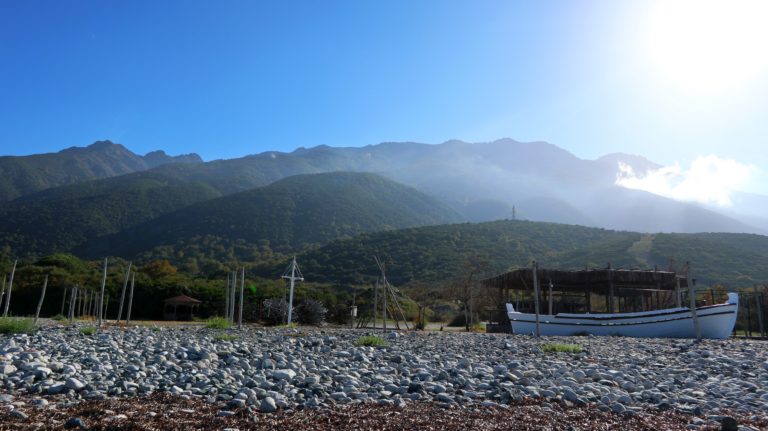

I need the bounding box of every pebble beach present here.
[1,325,766,430]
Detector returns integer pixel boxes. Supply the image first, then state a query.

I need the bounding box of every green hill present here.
[79,172,464,261]
[0,174,221,256]
[266,220,768,288]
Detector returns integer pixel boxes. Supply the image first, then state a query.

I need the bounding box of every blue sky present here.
[1,1,767,195]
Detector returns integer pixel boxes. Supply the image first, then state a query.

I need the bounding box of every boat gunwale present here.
[508,309,736,327]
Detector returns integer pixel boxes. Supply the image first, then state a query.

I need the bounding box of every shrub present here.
[205,317,230,330]
[355,335,388,347]
[297,299,327,325]
[262,299,292,326]
[51,314,67,321]
[470,322,485,332]
[0,318,36,335]
[214,333,238,342]
[79,326,97,336]
[541,343,582,353]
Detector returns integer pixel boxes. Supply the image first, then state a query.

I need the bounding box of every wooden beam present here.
[607,263,614,313]
[126,272,135,324]
[687,262,701,340]
[97,258,108,327]
[2,260,17,317]
[34,275,48,324]
[116,262,132,323]
[532,260,540,337]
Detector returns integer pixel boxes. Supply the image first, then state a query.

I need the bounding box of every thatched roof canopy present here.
[481,268,688,294]
[163,294,202,306]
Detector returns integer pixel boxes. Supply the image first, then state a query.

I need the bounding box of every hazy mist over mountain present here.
[1,139,764,243]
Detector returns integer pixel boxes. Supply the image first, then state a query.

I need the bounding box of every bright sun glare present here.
[646,0,768,95]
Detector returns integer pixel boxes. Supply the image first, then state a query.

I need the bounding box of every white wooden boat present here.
[506,292,739,339]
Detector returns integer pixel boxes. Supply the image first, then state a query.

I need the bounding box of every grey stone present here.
[260,397,277,413]
[273,369,296,381]
[10,410,28,420]
[65,378,85,391]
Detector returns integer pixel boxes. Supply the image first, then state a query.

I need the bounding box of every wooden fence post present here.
[3,260,17,317]
[97,258,108,327]
[116,262,132,323]
[126,272,135,324]
[34,275,48,324]
[687,262,701,340]
[533,260,541,337]
[238,267,245,329]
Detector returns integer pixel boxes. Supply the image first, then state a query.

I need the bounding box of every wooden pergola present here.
[481,265,692,330]
[162,294,202,321]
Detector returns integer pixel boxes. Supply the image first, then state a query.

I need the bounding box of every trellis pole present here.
[34,275,48,324]
[116,262,132,323]
[126,272,135,324]
[3,260,17,317]
[238,267,245,329]
[97,258,108,327]
[687,262,701,340]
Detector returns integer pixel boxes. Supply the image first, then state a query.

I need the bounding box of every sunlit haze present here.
[645,0,768,95]
[615,156,754,206]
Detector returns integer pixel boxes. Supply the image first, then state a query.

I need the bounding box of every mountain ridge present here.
[1,139,765,239]
[0,140,202,201]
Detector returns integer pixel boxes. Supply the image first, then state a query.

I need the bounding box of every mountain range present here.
[1,139,767,278]
[0,140,201,201]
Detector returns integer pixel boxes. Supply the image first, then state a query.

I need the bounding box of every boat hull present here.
[507,293,739,339]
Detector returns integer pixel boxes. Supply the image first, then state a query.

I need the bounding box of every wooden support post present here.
[746,295,753,337]
[60,287,68,316]
[372,282,378,330]
[126,272,135,324]
[78,290,84,318]
[675,275,682,308]
[548,280,554,315]
[230,270,237,324]
[0,275,5,311]
[116,262,132,323]
[755,286,764,338]
[687,262,701,340]
[34,275,48,324]
[390,282,411,331]
[533,260,541,337]
[69,286,77,321]
[383,279,388,332]
[225,273,230,320]
[238,267,244,329]
[3,260,17,317]
[607,263,614,313]
[585,288,592,313]
[97,258,108,327]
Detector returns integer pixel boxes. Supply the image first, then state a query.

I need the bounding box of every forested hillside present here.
[81,172,464,261]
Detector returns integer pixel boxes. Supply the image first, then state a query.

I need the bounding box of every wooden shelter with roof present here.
[163,294,202,321]
[481,264,693,332]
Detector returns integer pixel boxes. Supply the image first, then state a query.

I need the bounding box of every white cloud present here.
[615,155,753,206]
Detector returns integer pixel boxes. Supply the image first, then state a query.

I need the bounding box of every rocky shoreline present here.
[1,325,767,430]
